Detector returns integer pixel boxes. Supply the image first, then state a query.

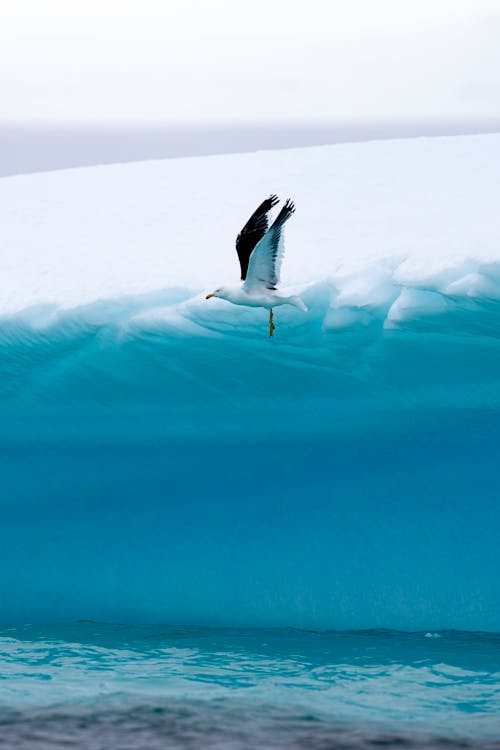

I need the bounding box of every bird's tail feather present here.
[288,295,308,312]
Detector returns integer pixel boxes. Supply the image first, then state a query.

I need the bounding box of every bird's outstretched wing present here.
[244,199,295,291]
[235,194,279,280]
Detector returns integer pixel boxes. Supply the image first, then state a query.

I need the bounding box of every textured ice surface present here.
[1,132,499,311]
[1,134,500,629]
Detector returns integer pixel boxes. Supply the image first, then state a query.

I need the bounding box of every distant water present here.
[0,623,499,748]
[2,119,500,176]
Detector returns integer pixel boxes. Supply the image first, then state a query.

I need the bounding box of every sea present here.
[1,623,499,748]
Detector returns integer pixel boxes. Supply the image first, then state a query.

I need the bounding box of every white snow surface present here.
[0,133,499,319]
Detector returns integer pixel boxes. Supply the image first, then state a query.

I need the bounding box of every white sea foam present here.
[1,628,499,741]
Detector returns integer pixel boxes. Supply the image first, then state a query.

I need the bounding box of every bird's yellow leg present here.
[269,308,275,337]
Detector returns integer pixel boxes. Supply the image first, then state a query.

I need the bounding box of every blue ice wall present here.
[1,294,500,628]
[2,432,500,629]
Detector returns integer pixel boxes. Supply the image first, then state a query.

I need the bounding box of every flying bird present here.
[205,195,307,336]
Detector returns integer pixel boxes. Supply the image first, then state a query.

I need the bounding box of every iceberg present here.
[1,134,500,629]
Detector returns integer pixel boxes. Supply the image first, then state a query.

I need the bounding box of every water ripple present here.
[0,624,499,747]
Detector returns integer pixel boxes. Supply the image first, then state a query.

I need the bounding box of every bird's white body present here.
[214,285,307,311]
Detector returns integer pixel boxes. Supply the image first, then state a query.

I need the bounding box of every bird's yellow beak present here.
[205,293,215,299]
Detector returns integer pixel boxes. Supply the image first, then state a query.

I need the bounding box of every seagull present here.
[205,195,307,337]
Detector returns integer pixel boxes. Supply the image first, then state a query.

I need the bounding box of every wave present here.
[1,625,499,746]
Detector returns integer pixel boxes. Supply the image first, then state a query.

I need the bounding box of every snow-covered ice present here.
[1,133,499,313]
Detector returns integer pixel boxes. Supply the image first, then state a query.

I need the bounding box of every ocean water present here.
[0,623,499,749]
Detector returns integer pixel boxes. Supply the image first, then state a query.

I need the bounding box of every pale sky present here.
[2,0,500,124]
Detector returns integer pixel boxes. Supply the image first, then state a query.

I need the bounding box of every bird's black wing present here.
[235,194,280,280]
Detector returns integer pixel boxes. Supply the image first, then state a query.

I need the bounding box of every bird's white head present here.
[205,286,230,301]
